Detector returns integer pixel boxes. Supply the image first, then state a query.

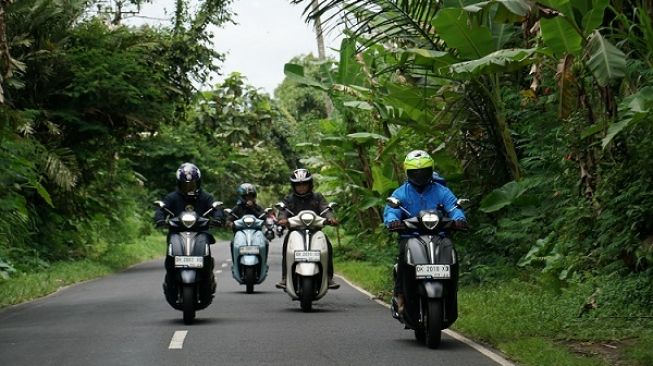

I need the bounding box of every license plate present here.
[174,256,204,268]
[415,264,451,279]
[294,250,321,262]
[239,246,260,255]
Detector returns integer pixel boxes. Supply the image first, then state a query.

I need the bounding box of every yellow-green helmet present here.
[404,150,434,187]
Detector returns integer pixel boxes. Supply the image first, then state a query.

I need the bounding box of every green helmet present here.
[403,150,434,171]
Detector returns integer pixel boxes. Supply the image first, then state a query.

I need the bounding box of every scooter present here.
[263,215,276,241]
[276,223,285,237]
[386,197,464,348]
[225,208,271,293]
[276,201,336,312]
[155,200,222,325]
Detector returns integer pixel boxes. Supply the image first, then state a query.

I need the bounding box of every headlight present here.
[243,217,255,226]
[300,213,315,226]
[181,213,197,228]
[421,213,439,230]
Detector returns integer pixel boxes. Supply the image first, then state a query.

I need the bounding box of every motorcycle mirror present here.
[223,208,232,215]
[328,202,338,209]
[264,207,273,213]
[212,201,223,209]
[456,198,470,208]
[154,200,166,208]
[386,197,401,208]
[275,202,286,209]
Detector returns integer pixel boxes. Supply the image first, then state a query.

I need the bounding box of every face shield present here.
[407,167,433,187]
[179,180,199,196]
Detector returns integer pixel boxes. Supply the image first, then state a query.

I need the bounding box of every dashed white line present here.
[168,330,188,350]
[221,263,228,268]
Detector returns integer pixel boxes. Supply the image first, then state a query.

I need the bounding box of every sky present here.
[127,0,342,95]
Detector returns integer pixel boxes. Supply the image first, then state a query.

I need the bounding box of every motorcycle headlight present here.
[300,213,315,226]
[420,213,439,230]
[243,217,255,226]
[181,213,197,228]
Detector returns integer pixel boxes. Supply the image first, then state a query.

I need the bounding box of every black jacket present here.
[154,190,224,230]
[227,203,264,223]
[277,192,334,220]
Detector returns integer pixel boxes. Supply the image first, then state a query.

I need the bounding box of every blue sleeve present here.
[440,185,466,221]
[383,187,405,226]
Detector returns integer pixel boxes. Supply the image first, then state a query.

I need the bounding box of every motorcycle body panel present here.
[285,229,329,301]
[231,216,269,286]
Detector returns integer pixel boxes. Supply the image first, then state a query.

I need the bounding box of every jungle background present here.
[0,0,651,364]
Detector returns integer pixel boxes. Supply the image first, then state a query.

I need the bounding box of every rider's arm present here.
[315,193,335,220]
[383,187,406,227]
[440,186,466,221]
[154,192,176,226]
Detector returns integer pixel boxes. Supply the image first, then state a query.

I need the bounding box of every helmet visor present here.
[179,180,198,195]
[407,167,433,187]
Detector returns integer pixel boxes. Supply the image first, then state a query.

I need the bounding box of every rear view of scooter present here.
[226,208,271,293]
[276,202,336,312]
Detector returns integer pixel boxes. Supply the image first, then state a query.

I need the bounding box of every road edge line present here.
[334,274,516,366]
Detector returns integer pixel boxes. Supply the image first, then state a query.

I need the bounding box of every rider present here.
[226,183,264,228]
[275,168,340,290]
[383,150,467,314]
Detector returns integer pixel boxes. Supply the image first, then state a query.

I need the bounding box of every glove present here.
[388,221,404,231]
[277,218,288,227]
[451,220,469,231]
[155,220,167,228]
[225,221,234,228]
[327,218,339,226]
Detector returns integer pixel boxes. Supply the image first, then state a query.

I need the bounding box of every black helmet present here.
[176,163,201,198]
[237,183,257,200]
[290,168,313,197]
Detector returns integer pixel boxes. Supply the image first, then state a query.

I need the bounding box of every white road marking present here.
[335,274,516,366]
[226,258,232,262]
[168,330,188,350]
[215,270,222,274]
[221,263,228,268]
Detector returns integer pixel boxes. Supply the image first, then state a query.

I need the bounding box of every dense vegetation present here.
[1,0,652,364]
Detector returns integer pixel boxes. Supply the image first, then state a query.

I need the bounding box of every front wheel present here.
[244,266,255,294]
[299,276,314,312]
[182,286,196,325]
[424,299,443,348]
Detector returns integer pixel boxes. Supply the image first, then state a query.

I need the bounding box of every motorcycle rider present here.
[154,163,224,294]
[226,183,264,228]
[275,168,340,290]
[383,150,468,314]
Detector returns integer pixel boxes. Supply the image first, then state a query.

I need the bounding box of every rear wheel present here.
[182,286,196,325]
[244,266,255,294]
[425,299,443,348]
[299,276,314,312]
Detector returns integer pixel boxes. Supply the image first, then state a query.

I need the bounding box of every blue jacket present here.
[383,181,466,226]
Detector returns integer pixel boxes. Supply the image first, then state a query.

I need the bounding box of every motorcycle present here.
[225,208,271,293]
[263,215,276,241]
[275,223,285,237]
[155,200,222,325]
[276,201,336,312]
[386,196,465,349]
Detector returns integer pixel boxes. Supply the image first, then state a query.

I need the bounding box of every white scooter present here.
[276,202,336,312]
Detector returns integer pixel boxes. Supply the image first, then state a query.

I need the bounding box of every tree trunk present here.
[0,0,14,105]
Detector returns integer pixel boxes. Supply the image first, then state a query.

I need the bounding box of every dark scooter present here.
[155,200,222,325]
[386,197,465,348]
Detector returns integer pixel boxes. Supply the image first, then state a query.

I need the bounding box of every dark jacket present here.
[154,190,224,230]
[227,202,264,223]
[277,192,334,221]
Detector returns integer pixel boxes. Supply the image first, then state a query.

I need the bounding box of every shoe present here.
[328,279,340,289]
[275,280,286,289]
[393,294,405,315]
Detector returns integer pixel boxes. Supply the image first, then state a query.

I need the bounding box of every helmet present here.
[237,183,257,200]
[403,150,434,187]
[290,168,313,197]
[176,163,201,197]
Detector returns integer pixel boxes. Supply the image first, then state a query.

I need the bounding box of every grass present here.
[334,259,653,366]
[0,235,164,309]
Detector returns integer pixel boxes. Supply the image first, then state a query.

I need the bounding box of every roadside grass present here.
[335,259,652,366]
[0,235,164,309]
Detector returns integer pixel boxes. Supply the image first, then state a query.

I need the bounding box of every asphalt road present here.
[0,236,508,366]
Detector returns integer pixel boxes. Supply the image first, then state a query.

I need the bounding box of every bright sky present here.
[128,0,341,95]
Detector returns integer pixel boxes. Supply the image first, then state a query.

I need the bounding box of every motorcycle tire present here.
[299,276,314,312]
[182,286,196,325]
[245,266,255,294]
[425,298,443,348]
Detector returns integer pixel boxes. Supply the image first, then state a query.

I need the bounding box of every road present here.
[0,237,509,366]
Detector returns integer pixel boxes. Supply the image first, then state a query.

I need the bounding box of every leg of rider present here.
[394,240,407,311]
[326,237,340,289]
[276,233,290,288]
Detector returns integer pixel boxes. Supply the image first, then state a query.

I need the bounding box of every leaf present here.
[371,164,397,194]
[346,132,389,144]
[449,48,536,75]
[555,54,577,119]
[582,0,609,34]
[343,101,374,111]
[464,0,533,17]
[585,31,626,87]
[479,180,531,213]
[540,17,582,56]
[283,63,329,91]
[432,8,495,59]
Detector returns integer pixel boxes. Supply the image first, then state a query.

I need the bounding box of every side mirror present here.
[275,202,286,210]
[264,207,273,213]
[386,197,401,208]
[456,198,470,208]
[328,202,338,209]
[154,200,166,208]
[212,201,223,209]
[223,208,232,215]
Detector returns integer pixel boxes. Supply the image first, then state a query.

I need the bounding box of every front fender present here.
[295,262,319,276]
[180,270,197,285]
[418,281,444,298]
[239,255,259,266]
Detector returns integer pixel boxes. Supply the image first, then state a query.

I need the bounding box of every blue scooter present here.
[225,208,271,293]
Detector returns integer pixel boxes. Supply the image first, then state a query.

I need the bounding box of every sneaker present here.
[327,279,340,289]
[275,280,286,289]
[393,294,405,315]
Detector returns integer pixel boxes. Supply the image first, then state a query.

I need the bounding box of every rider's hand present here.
[226,221,234,228]
[277,218,288,227]
[388,221,404,231]
[155,220,167,228]
[451,220,469,231]
[327,218,339,226]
